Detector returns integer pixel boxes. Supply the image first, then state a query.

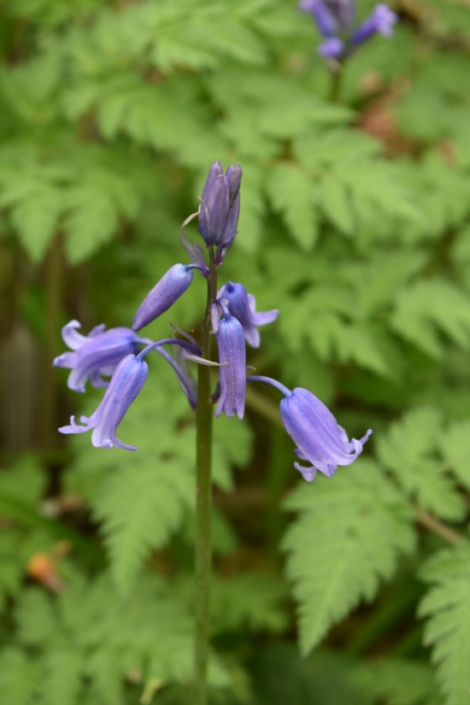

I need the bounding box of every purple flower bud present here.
[213,305,246,419]
[351,4,397,44]
[59,354,148,450]
[133,264,195,331]
[280,388,372,481]
[198,162,242,249]
[53,320,143,393]
[218,282,278,348]
[318,37,345,59]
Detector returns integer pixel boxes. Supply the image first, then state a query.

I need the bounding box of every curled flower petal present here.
[53,322,144,393]
[59,354,149,450]
[218,282,278,348]
[133,264,196,331]
[214,307,246,419]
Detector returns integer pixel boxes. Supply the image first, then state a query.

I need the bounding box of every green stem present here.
[329,65,343,103]
[194,248,217,705]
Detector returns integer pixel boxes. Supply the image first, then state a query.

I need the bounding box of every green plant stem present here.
[194,248,217,705]
[329,66,343,103]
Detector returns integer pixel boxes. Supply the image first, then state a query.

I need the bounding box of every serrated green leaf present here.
[391,280,470,359]
[419,543,470,705]
[0,648,40,705]
[355,658,442,705]
[282,460,415,655]
[440,419,470,490]
[43,650,83,705]
[319,175,355,235]
[377,407,464,520]
[267,164,317,250]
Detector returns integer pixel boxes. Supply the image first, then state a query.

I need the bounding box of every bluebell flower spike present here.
[133,263,202,332]
[59,353,149,450]
[53,320,145,393]
[218,282,278,348]
[247,376,372,481]
[212,302,246,419]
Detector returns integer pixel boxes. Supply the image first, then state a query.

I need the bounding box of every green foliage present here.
[419,543,470,705]
[355,659,442,705]
[2,0,470,701]
[377,408,465,520]
[0,569,228,705]
[282,460,416,655]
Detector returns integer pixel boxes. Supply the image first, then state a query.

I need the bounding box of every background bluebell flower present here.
[280,387,372,481]
[133,263,199,331]
[299,0,397,61]
[59,353,148,450]
[213,304,246,419]
[218,282,278,348]
[53,320,144,392]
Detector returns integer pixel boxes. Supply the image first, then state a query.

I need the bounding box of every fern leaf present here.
[419,543,470,705]
[266,164,317,250]
[92,450,194,594]
[0,648,40,705]
[43,650,83,705]
[377,407,465,520]
[440,419,470,490]
[282,460,415,655]
[356,658,441,705]
[391,280,470,359]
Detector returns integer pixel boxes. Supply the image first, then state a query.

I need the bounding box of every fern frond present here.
[419,543,470,705]
[282,460,415,655]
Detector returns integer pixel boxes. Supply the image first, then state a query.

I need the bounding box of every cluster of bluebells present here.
[299,0,397,62]
[54,161,371,481]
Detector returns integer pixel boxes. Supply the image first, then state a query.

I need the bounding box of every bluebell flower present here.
[133,264,200,331]
[58,338,205,448]
[218,282,278,348]
[212,303,246,419]
[247,376,372,481]
[197,161,242,260]
[59,353,149,450]
[299,0,397,61]
[53,320,145,393]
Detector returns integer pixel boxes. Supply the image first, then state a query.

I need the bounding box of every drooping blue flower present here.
[133,264,201,332]
[58,338,205,448]
[197,161,242,260]
[299,0,397,61]
[59,353,149,450]
[212,303,246,419]
[218,282,278,348]
[53,320,145,393]
[247,376,372,481]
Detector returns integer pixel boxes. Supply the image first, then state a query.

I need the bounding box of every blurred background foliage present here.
[1,0,470,702]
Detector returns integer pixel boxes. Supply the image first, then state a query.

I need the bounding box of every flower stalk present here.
[194,247,217,705]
